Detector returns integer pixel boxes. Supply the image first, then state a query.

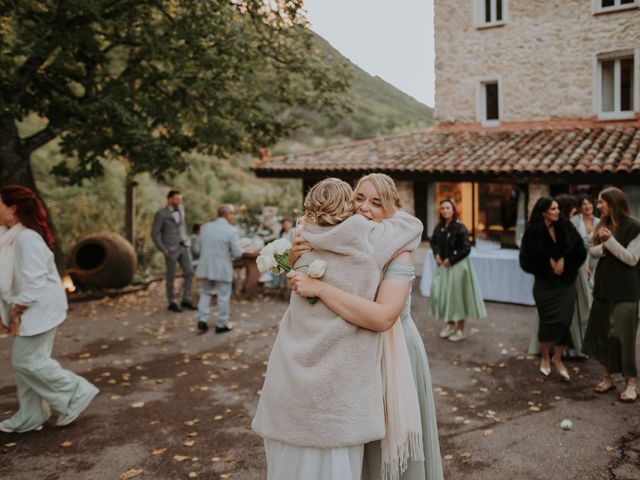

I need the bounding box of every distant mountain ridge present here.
[277,32,433,154]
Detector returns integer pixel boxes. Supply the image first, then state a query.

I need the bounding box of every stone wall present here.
[396,181,415,215]
[527,184,550,215]
[434,0,640,124]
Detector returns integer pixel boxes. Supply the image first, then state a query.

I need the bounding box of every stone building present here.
[255,0,640,246]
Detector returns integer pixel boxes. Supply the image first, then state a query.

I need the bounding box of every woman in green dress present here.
[429,199,486,342]
[288,173,443,480]
[583,187,640,403]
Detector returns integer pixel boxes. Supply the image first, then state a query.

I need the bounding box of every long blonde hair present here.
[354,173,402,218]
[302,178,354,226]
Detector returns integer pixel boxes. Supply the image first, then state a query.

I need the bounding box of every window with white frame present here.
[475,0,507,27]
[597,52,635,119]
[593,0,638,14]
[477,79,500,125]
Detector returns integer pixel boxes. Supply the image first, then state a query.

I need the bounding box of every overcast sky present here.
[303,0,435,107]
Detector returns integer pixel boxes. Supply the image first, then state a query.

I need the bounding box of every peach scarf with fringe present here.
[381,318,425,480]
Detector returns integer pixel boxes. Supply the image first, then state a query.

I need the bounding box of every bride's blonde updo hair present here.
[354,173,401,217]
[302,178,354,226]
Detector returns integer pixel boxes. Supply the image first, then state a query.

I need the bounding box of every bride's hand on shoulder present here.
[287,271,323,298]
[287,235,312,266]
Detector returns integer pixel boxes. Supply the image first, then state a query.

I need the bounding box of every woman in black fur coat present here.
[519,196,587,381]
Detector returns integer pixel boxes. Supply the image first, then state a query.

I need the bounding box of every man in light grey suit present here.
[152,190,196,312]
[195,204,243,334]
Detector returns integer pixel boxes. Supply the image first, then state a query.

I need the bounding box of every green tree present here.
[0,0,349,196]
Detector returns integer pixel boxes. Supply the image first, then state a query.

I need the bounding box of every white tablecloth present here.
[419,247,535,306]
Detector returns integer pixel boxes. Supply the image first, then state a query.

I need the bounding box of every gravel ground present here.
[0,280,638,480]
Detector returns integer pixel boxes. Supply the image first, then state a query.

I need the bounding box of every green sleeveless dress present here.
[362,261,444,480]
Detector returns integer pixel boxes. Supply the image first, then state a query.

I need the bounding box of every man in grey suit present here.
[195,204,243,334]
[152,190,196,312]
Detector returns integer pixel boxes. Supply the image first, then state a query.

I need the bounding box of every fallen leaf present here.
[529,406,541,412]
[482,429,493,437]
[605,446,616,452]
[61,441,73,448]
[460,452,471,458]
[220,474,233,479]
[188,473,198,479]
[184,440,195,447]
[152,448,167,455]
[214,415,223,421]
[444,454,454,460]
[4,442,16,448]
[131,402,145,408]
[119,468,143,479]
[184,419,200,426]
[223,455,237,462]
[173,455,190,462]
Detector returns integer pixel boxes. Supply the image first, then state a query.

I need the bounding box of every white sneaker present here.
[439,324,455,339]
[448,329,467,342]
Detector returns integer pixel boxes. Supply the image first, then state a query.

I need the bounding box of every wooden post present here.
[125,177,137,246]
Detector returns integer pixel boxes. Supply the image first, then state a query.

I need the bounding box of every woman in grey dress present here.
[572,194,600,288]
[289,174,443,480]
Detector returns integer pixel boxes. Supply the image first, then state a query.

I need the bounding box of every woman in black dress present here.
[519,197,586,381]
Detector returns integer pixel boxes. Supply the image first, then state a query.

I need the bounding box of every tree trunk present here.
[0,118,65,270]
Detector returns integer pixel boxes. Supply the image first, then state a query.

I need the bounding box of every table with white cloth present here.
[419,247,535,306]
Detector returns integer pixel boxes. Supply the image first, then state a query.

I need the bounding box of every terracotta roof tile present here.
[254,125,640,178]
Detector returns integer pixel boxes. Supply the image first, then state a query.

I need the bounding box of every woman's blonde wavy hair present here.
[302,178,354,226]
[354,173,401,218]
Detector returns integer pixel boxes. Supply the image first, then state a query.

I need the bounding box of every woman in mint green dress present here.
[428,200,486,342]
[288,173,444,480]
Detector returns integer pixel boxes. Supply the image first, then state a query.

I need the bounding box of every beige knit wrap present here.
[252,211,423,448]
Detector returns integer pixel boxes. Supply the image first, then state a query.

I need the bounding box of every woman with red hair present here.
[0,185,99,432]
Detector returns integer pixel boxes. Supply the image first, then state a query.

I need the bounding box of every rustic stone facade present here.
[434,0,640,125]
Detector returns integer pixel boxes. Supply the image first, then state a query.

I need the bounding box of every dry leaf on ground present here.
[119,468,143,479]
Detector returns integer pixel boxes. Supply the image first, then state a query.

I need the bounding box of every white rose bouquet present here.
[256,238,327,304]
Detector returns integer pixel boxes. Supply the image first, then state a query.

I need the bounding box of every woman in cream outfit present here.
[0,185,99,433]
[253,178,424,480]
[288,174,443,480]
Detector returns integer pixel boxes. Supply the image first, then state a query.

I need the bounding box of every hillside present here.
[281,33,433,153]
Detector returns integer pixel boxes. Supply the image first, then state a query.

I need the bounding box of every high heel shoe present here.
[539,361,550,377]
[555,362,571,382]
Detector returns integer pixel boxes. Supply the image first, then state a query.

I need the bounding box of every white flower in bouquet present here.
[256,253,279,274]
[307,259,327,279]
[271,237,292,256]
[257,238,291,276]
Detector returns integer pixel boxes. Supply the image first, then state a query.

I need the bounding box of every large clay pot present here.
[67,232,137,289]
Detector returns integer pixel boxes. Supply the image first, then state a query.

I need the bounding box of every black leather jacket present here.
[431,220,471,266]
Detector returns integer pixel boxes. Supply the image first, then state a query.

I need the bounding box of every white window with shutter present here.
[474,0,508,28]
[592,0,639,14]
[594,50,639,120]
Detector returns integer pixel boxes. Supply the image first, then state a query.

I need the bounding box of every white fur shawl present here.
[252,211,423,447]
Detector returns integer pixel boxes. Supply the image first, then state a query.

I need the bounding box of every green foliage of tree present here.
[0,0,350,188]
